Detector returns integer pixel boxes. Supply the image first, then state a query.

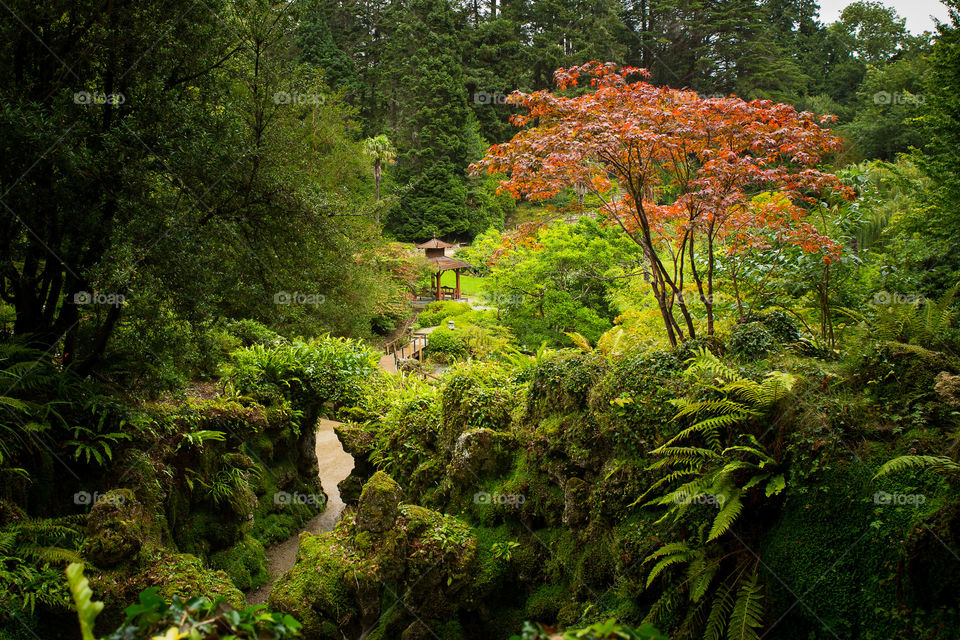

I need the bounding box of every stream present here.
[246,418,354,606]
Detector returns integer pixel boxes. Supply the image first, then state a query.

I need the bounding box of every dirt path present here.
[246,419,353,606]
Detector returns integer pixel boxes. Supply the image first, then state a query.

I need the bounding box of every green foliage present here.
[105,587,302,640]
[1,517,83,615]
[221,337,378,418]
[854,284,957,349]
[417,301,473,328]
[874,455,960,479]
[512,618,667,640]
[66,564,103,640]
[638,349,797,638]
[487,218,640,348]
[729,322,777,360]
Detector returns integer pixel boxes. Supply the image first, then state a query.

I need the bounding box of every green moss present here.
[268,533,357,639]
[357,471,403,533]
[97,549,245,611]
[524,583,568,623]
[209,535,268,591]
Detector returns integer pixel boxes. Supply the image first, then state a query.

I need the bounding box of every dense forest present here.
[1,0,960,639]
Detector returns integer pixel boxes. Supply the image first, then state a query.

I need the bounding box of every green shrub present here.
[226,319,288,347]
[426,328,470,361]
[221,337,378,418]
[417,301,473,328]
[759,310,801,343]
[729,321,777,359]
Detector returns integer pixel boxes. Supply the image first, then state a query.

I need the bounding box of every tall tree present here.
[363,134,396,204]
[0,0,373,367]
[383,0,474,240]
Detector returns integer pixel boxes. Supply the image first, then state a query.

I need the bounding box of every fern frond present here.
[708,493,744,541]
[873,455,960,478]
[729,571,764,640]
[704,578,736,640]
[563,332,593,353]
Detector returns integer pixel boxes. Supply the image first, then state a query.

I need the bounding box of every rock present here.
[335,423,377,505]
[357,472,403,533]
[83,489,147,566]
[935,371,960,408]
[446,428,511,483]
[562,477,590,528]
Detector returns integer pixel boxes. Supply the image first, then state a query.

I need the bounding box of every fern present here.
[563,331,593,353]
[874,455,960,479]
[704,578,737,640]
[728,571,764,640]
[707,492,744,542]
[638,350,788,640]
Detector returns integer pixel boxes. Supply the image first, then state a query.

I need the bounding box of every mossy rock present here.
[268,533,360,639]
[82,489,150,566]
[209,535,268,591]
[446,428,514,484]
[91,549,244,623]
[855,341,960,403]
[357,471,403,533]
[527,351,610,419]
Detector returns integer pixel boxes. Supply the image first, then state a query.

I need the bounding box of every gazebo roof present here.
[416,237,456,249]
[427,256,473,272]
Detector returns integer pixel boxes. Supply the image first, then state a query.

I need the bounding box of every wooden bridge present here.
[379,327,435,373]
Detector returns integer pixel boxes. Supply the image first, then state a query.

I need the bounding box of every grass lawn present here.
[440,271,485,297]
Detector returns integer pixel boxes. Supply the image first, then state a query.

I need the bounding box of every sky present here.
[818,0,951,32]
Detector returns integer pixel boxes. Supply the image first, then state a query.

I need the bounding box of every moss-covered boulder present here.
[446,428,513,484]
[357,471,403,533]
[269,499,486,639]
[90,549,245,634]
[335,422,377,504]
[268,533,357,639]
[209,535,268,591]
[82,489,148,566]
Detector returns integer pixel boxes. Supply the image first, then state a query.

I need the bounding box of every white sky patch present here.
[818,0,951,33]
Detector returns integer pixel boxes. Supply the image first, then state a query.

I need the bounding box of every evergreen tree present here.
[297,1,361,99]
[384,0,473,240]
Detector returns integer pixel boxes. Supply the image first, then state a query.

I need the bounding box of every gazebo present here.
[417,237,472,301]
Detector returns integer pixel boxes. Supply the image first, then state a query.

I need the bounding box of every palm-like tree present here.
[363,134,396,203]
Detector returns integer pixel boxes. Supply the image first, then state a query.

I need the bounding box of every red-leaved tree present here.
[470,62,853,345]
